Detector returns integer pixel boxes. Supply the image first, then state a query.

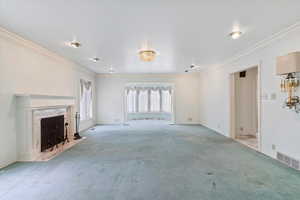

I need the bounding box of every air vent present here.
[277,152,300,170]
[239,71,247,78]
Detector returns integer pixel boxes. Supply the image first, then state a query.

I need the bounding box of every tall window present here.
[127,90,137,113]
[150,90,160,112]
[80,79,93,121]
[162,90,172,112]
[138,90,148,112]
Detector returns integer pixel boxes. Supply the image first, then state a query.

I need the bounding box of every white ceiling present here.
[1,0,300,74]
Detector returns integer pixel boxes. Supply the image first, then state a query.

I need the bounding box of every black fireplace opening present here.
[41,115,65,152]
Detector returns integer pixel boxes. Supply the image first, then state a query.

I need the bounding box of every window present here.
[138,90,148,112]
[162,90,172,112]
[126,86,173,114]
[127,90,137,113]
[80,79,93,121]
[150,90,160,112]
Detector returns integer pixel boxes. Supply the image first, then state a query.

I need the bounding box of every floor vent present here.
[277,152,300,170]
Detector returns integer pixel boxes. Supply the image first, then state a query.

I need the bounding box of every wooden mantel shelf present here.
[15,93,75,99]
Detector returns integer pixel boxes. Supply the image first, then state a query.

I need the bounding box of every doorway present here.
[230,66,260,151]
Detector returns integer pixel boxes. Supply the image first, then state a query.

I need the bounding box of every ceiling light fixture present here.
[139,49,156,62]
[67,40,81,48]
[229,31,242,39]
[138,41,157,62]
[90,57,100,62]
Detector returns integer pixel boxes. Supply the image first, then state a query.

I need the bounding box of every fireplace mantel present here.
[16,93,75,99]
[15,94,76,161]
[16,93,75,108]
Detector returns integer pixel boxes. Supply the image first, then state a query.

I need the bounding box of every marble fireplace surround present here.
[16,94,76,161]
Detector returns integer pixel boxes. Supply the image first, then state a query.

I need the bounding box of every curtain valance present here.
[126,86,172,93]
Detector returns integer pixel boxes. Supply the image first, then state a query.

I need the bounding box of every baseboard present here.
[198,121,225,136]
[175,123,202,125]
[175,121,201,125]
[0,160,17,170]
[96,121,202,126]
[96,123,126,126]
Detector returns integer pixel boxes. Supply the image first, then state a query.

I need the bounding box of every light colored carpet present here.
[0,122,299,200]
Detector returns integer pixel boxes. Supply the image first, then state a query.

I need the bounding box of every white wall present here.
[96,73,201,124]
[235,67,258,137]
[199,25,300,160]
[0,28,96,168]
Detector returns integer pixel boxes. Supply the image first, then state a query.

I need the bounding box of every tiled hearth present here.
[37,136,85,161]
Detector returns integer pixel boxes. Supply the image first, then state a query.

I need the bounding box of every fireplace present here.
[16,94,76,161]
[41,115,65,152]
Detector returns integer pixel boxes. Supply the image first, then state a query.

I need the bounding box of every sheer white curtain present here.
[162,90,172,112]
[127,90,137,113]
[150,90,160,112]
[126,86,172,114]
[80,79,93,121]
[138,90,148,112]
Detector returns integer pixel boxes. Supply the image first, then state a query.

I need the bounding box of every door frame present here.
[229,63,262,151]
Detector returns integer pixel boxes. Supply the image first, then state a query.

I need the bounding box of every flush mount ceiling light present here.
[139,49,157,62]
[66,40,81,48]
[229,31,242,39]
[186,64,201,71]
[90,57,100,62]
[138,41,157,62]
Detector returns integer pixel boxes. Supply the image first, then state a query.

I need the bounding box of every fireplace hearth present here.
[41,115,65,152]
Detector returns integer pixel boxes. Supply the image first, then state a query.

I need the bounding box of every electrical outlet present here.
[188,117,193,121]
[272,144,276,150]
[217,124,221,129]
[270,93,277,100]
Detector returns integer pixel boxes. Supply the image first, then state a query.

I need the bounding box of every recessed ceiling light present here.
[90,57,100,62]
[229,31,242,39]
[109,67,115,74]
[66,40,81,48]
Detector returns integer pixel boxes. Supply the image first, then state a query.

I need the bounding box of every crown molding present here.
[200,21,300,73]
[0,27,96,77]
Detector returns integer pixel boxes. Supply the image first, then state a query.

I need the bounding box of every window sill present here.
[127,112,171,114]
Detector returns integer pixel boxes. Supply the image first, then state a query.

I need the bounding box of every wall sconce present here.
[277,52,300,112]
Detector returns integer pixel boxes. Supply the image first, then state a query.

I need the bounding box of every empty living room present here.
[1,1,300,199]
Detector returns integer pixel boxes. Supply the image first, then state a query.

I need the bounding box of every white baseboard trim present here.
[198,121,225,136]
[175,123,202,125]
[175,121,201,125]
[96,123,127,126]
